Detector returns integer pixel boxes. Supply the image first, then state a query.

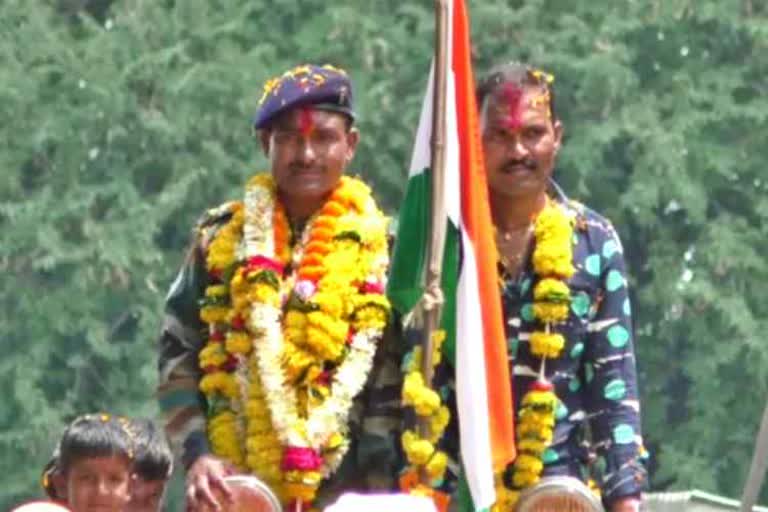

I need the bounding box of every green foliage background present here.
[1,0,767,508]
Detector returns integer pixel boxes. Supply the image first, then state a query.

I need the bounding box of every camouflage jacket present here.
[156,203,404,506]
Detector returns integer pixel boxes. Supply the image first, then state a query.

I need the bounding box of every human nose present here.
[297,137,317,163]
[96,476,111,496]
[507,135,528,159]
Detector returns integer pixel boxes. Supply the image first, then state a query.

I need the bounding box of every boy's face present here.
[61,455,131,512]
[127,476,166,512]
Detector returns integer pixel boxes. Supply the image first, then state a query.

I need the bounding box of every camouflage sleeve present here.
[356,315,407,489]
[157,238,210,469]
[317,316,406,506]
[354,230,408,490]
[157,208,233,470]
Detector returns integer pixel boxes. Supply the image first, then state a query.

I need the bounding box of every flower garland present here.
[399,330,451,512]
[199,202,248,468]
[493,200,575,511]
[198,174,391,509]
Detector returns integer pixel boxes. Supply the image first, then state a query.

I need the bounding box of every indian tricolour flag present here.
[387,0,516,510]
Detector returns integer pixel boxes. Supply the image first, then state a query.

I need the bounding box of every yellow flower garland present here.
[494,200,575,511]
[400,330,451,511]
[197,173,391,508]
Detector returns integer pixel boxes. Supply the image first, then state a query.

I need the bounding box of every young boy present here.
[42,413,134,512]
[128,418,173,512]
[42,415,173,512]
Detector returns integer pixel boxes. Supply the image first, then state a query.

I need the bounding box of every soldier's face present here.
[261,108,358,204]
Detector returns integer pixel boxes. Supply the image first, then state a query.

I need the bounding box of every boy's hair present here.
[40,452,61,500]
[41,413,135,498]
[57,414,135,473]
[132,418,173,481]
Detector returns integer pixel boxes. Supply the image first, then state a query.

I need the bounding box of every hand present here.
[185,454,236,511]
[611,496,641,512]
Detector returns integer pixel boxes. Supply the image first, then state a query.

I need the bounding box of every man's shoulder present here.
[196,201,242,230]
[194,200,243,248]
[562,199,620,239]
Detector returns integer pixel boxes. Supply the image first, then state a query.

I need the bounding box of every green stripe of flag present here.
[387,168,459,365]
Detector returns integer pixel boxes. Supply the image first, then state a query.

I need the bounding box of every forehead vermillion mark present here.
[298,107,315,137]
[501,83,525,132]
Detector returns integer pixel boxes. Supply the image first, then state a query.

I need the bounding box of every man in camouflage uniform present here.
[157,64,402,511]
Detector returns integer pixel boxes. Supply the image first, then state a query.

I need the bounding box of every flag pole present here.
[420,0,449,407]
[739,398,768,511]
[417,0,450,473]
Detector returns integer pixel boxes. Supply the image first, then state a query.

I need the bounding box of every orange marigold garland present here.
[198,174,390,510]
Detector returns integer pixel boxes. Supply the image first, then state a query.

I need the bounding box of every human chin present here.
[125,500,156,512]
[82,502,125,512]
[278,180,335,204]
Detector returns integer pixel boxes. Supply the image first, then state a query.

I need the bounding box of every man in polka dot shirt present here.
[441,62,646,511]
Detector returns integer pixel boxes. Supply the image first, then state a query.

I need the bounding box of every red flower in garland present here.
[282,447,323,471]
[230,315,246,330]
[361,280,385,294]
[530,379,554,392]
[222,354,239,372]
[247,255,285,276]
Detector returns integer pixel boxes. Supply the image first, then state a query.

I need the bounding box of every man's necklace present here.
[496,223,534,279]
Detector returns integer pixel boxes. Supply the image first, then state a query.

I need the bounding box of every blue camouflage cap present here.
[253,64,355,130]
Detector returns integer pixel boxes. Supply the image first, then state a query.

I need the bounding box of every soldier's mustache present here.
[289,164,326,174]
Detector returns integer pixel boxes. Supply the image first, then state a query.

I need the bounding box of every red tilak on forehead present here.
[298,107,315,136]
[501,83,525,131]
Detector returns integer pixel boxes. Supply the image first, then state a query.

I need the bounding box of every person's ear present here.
[552,119,563,153]
[345,127,359,162]
[259,129,271,157]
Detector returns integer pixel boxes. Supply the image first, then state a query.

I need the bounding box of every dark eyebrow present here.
[271,124,299,133]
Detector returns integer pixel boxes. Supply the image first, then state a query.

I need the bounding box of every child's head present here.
[49,413,134,512]
[127,418,173,512]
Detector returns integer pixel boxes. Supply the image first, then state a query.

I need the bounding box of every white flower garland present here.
[242,176,385,477]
